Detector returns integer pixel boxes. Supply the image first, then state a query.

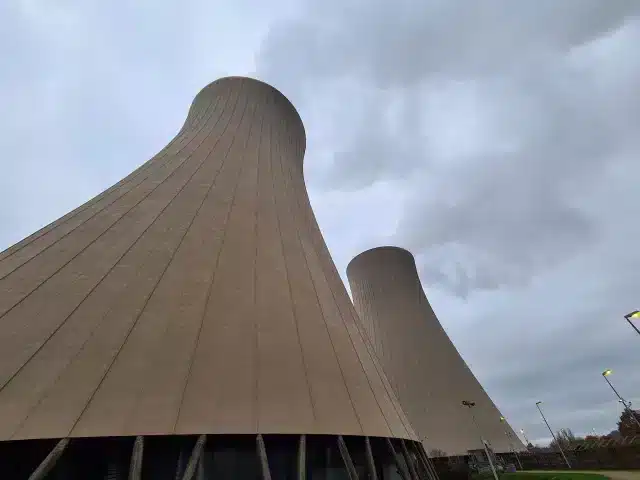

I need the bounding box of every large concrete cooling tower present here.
[0,78,437,479]
[347,246,524,456]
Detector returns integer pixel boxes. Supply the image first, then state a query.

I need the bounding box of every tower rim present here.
[194,76,306,151]
[347,246,414,274]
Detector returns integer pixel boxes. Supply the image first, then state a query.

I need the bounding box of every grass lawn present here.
[499,473,610,480]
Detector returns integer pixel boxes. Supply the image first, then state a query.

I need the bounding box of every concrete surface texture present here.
[0,77,416,442]
[347,246,524,455]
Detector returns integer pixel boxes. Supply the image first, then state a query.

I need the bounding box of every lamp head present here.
[625,310,640,320]
[536,401,542,406]
[603,369,612,377]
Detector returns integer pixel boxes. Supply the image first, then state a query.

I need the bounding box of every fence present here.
[498,435,640,471]
[430,437,640,478]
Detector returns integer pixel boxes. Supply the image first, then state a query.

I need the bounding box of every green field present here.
[499,473,610,480]
[472,472,612,480]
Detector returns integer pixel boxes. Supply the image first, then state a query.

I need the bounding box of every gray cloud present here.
[257,0,640,443]
[0,0,271,249]
[259,0,640,87]
[258,0,640,295]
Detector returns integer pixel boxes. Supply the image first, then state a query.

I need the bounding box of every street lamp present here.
[500,416,523,470]
[520,429,531,447]
[602,370,640,428]
[624,311,640,336]
[462,400,499,480]
[535,401,571,468]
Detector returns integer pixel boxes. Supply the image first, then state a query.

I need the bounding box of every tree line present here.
[426,409,640,457]
[530,408,640,451]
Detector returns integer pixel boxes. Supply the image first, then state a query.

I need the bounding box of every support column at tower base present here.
[1,433,439,479]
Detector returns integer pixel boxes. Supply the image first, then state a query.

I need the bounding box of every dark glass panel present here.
[49,437,132,479]
[306,434,352,480]
[343,435,371,478]
[263,434,297,479]
[0,438,58,480]
[203,434,261,480]
[141,435,193,480]
[369,436,405,480]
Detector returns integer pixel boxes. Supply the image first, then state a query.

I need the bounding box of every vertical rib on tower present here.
[347,246,524,455]
[0,77,416,443]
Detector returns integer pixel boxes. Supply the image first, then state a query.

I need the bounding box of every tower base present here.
[1,433,439,479]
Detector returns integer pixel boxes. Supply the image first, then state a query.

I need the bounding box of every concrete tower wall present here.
[347,246,523,455]
[0,77,416,442]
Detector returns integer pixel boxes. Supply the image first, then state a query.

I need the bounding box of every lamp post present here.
[624,311,640,336]
[520,429,531,447]
[462,400,499,480]
[602,370,640,428]
[535,401,571,468]
[500,416,523,470]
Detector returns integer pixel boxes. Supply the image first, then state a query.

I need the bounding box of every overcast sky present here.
[2,0,639,446]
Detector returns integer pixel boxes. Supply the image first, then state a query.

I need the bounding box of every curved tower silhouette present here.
[0,78,435,479]
[347,246,524,456]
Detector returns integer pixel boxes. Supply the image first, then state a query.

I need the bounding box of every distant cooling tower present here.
[347,246,524,456]
[0,78,438,479]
